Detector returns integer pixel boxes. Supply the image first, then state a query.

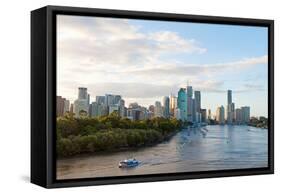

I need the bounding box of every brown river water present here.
[57,125,268,180]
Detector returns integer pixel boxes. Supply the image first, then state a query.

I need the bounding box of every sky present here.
[57,15,268,117]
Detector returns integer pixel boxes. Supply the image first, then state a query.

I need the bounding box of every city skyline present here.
[57,15,268,117]
[57,84,254,124]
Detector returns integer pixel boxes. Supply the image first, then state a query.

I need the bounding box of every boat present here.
[119,158,140,168]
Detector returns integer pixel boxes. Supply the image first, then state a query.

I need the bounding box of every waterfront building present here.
[216,105,225,124]
[235,108,242,124]
[169,94,177,117]
[177,88,187,120]
[194,91,201,113]
[162,96,170,118]
[241,106,250,123]
[118,99,125,117]
[175,108,182,120]
[78,87,87,99]
[109,104,119,115]
[63,99,70,114]
[56,96,65,117]
[186,85,193,122]
[154,101,163,118]
[227,90,235,124]
[207,109,212,120]
[91,102,99,117]
[74,87,90,117]
[200,109,207,123]
[96,96,105,105]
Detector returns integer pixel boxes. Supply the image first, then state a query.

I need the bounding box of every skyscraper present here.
[235,108,242,124]
[56,96,65,117]
[200,109,207,123]
[74,87,90,117]
[78,87,87,99]
[186,85,193,122]
[227,90,235,124]
[177,88,187,120]
[241,106,250,124]
[169,94,177,117]
[208,109,212,120]
[162,96,170,118]
[96,96,105,105]
[216,105,225,124]
[63,99,70,114]
[194,91,201,113]
[154,101,163,118]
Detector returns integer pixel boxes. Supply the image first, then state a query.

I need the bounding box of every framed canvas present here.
[31,5,274,188]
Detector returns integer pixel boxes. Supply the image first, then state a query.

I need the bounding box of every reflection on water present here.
[57,125,268,180]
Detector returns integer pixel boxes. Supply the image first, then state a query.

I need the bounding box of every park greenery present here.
[249,116,268,129]
[56,112,184,157]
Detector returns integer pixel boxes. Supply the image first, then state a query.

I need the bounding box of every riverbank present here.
[57,125,268,180]
[56,113,184,157]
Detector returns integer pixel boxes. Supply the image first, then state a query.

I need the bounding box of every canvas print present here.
[56,15,268,180]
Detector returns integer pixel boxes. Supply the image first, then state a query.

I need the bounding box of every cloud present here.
[57,15,206,73]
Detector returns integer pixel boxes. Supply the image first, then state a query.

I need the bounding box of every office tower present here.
[74,98,89,117]
[175,108,181,120]
[235,108,242,124]
[169,94,177,117]
[91,102,98,117]
[63,99,70,114]
[74,87,90,117]
[78,87,87,99]
[105,94,115,106]
[129,102,140,109]
[227,90,235,124]
[97,104,108,117]
[109,104,119,114]
[186,85,193,122]
[162,96,170,118]
[56,96,65,117]
[192,98,197,122]
[96,96,105,105]
[70,103,74,113]
[194,91,201,112]
[177,88,187,120]
[216,105,225,124]
[241,106,250,124]
[208,109,212,120]
[118,99,125,117]
[113,95,122,104]
[200,109,207,123]
[154,101,163,118]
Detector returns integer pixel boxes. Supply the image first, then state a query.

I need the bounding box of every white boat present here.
[119,158,140,168]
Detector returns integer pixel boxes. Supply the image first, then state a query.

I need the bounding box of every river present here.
[57,125,268,180]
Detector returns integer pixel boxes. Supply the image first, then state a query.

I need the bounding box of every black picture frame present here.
[31,5,274,188]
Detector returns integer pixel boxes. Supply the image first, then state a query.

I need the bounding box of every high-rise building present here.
[118,99,125,117]
[74,87,90,117]
[70,103,74,113]
[78,87,88,99]
[177,88,187,120]
[227,90,235,124]
[169,94,177,117]
[105,94,115,106]
[96,96,105,105]
[194,91,201,113]
[91,102,99,117]
[175,108,181,120]
[208,109,212,120]
[200,109,207,123]
[241,106,250,124]
[186,85,193,122]
[56,96,65,117]
[235,108,242,124]
[63,99,70,114]
[113,95,122,104]
[162,96,170,118]
[216,105,225,124]
[154,101,163,118]
[109,104,119,114]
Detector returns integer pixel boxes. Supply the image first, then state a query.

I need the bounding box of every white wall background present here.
[0,0,279,193]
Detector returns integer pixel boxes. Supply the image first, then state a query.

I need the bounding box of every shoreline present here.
[57,129,180,160]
